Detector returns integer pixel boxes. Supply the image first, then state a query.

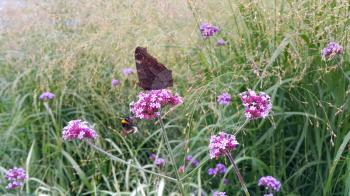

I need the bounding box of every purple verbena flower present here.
[217,39,226,46]
[62,119,97,141]
[6,181,24,190]
[240,89,272,119]
[111,79,120,87]
[321,42,343,60]
[122,67,134,76]
[213,191,227,196]
[209,132,239,159]
[208,163,227,176]
[208,168,217,176]
[215,163,227,174]
[258,176,281,192]
[5,167,26,190]
[191,159,200,167]
[185,155,199,167]
[200,23,220,39]
[154,158,166,167]
[39,91,55,101]
[130,89,183,120]
[5,167,27,182]
[217,92,231,105]
[185,155,193,162]
[149,153,157,161]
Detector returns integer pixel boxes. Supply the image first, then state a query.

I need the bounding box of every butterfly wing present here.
[135,47,173,90]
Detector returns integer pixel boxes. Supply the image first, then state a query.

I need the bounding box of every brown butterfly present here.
[135,47,173,90]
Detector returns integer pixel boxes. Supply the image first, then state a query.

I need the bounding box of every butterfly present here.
[121,116,138,136]
[135,47,173,90]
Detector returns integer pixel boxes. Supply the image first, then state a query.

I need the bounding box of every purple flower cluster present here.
[240,90,272,119]
[62,119,98,141]
[217,92,231,105]
[149,153,166,167]
[122,67,134,76]
[111,79,120,87]
[258,176,281,192]
[209,132,239,159]
[185,155,200,167]
[154,158,166,167]
[5,167,27,189]
[216,39,226,46]
[39,91,55,101]
[208,163,227,176]
[213,191,227,196]
[321,42,343,60]
[130,89,183,120]
[200,23,220,38]
[149,153,157,161]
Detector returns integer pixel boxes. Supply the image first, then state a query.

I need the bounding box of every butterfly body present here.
[135,47,173,90]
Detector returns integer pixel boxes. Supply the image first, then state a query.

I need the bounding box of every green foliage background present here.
[0,0,349,195]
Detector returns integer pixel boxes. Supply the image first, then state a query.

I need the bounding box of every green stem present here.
[227,153,250,196]
[158,115,186,195]
[234,119,249,136]
[85,140,177,182]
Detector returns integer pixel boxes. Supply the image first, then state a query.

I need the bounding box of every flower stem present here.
[227,153,250,196]
[85,140,177,182]
[158,115,186,195]
[234,119,249,136]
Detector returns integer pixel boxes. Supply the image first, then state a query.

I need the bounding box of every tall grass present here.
[0,0,349,195]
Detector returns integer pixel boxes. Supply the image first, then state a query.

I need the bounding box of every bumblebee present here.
[121,116,138,136]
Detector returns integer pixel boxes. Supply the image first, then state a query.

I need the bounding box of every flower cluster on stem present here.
[5,167,27,190]
[130,89,183,120]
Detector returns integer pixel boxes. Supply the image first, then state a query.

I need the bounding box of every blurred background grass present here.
[0,0,350,195]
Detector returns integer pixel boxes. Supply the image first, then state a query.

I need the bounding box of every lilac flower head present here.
[5,167,27,182]
[240,89,272,119]
[154,158,166,167]
[258,176,281,192]
[200,23,220,38]
[185,155,193,162]
[209,132,239,159]
[217,92,231,105]
[213,192,227,196]
[122,67,134,76]
[5,167,26,189]
[264,194,273,196]
[217,39,226,46]
[62,119,97,141]
[39,91,55,101]
[191,159,200,167]
[208,168,217,176]
[149,153,157,161]
[111,79,120,87]
[208,163,227,176]
[130,89,183,120]
[6,181,24,190]
[185,155,199,167]
[215,163,227,174]
[321,42,343,60]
